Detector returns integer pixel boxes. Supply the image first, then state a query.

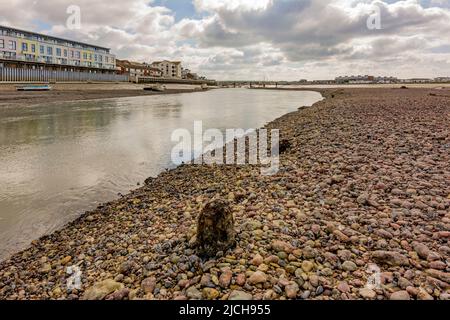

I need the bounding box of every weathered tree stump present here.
[196,200,236,257]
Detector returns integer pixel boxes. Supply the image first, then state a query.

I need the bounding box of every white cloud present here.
[0,0,449,80]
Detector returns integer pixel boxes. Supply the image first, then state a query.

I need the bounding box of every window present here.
[22,42,28,51]
[64,49,67,57]
[94,54,97,61]
[75,51,80,59]
[70,50,74,58]
[31,44,35,53]
[8,40,16,50]
[105,56,109,63]
[47,46,53,55]
[83,52,87,60]
[40,45,44,54]
[0,39,4,49]
[56,48,61,56]
[99,55,102,62]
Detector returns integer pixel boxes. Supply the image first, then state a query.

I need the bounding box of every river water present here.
[0,88,322,260]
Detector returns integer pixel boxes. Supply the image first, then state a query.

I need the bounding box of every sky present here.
[0,0,449,80]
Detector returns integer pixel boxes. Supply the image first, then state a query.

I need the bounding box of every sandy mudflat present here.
[0,87,449,300]
[0,83,205,107]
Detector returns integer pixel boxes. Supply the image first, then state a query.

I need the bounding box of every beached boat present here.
[143,84,166,92]
[16,85,52,91]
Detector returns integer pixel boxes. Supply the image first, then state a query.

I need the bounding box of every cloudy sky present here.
[1,0,449,80]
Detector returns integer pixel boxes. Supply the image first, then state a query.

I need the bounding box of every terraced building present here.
[0,25,116,73]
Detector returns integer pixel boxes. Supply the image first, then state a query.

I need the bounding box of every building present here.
[116,59,162,78]
[0,25,116,73]
[335,75,398,84]
[435,77,450,83]
[406,78,432,83]
[151,60,182,78]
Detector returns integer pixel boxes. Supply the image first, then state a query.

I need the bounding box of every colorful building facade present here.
[151,60,182,78]
[0,25,116,73]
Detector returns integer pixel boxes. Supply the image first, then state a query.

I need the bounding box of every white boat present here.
[16,84,52,91]
[143,84,166,92]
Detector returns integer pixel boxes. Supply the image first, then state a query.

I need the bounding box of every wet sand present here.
[0,83,206,107]
[0,87,449,300]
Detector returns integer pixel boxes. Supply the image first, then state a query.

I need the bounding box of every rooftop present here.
[152,60,181,65]
[0,25,111,51]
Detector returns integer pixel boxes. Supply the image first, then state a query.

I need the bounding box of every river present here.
[0,88,322,260]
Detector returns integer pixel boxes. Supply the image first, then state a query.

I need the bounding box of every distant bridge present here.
[217,81,287,87]
[135,76,216,86]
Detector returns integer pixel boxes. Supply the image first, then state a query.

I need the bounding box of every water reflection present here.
[0,89,322,260]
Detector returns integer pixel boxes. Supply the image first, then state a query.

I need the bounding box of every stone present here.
[271,240,294,253]
[390,291,410,300]
[301,261,314,273]
[359,288,376,299]
[39,263,52,274]
[141,277,156,294]
[60,256,72,265]
[371,250,409,266]
[203,288,220,300]
[251,254,264,266]
[229,290,252,300]
[342,261,357,272]
[248,271,267,285]
[285,282,299,299]
[235,274,246,286]
[106,288,130,300]
[219,270,232,288]
[425,269,450,283]
[82,279,124,300]
[413,242,430,259]
[196,200,236,257]
[337,281,350,293]
[417,288,434,300]
[186,287,202,300]
[357,193,369,205]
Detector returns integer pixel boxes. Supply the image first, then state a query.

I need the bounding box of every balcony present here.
[0,53,116,70]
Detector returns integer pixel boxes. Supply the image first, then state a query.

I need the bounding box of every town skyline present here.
[0,0,450,81]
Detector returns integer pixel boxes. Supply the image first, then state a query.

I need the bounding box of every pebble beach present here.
[0,87,449,300]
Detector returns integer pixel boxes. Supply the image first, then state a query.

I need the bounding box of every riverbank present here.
[0,83,206,107]
[0,87,449,300]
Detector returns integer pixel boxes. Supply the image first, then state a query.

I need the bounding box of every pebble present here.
[186,287,202,300]
[229,290,253,300]
[219,270,232,288]
[337,281,350,293]
[341,261,357,272]
[141,277,156,294]
[82,279,124,300]
[285,282,299,299]
[301,261,314,273]
[359,288,376,299]
[251,254,264,266]
[390,291,410,300]
[1,89,448,302]
[248,271,267,285]
[203,288,220,300]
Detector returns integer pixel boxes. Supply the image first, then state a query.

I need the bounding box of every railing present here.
[0,67,129,82]
[0,54,116,70]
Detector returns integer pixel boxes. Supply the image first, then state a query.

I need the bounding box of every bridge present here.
[135,76,217,86]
